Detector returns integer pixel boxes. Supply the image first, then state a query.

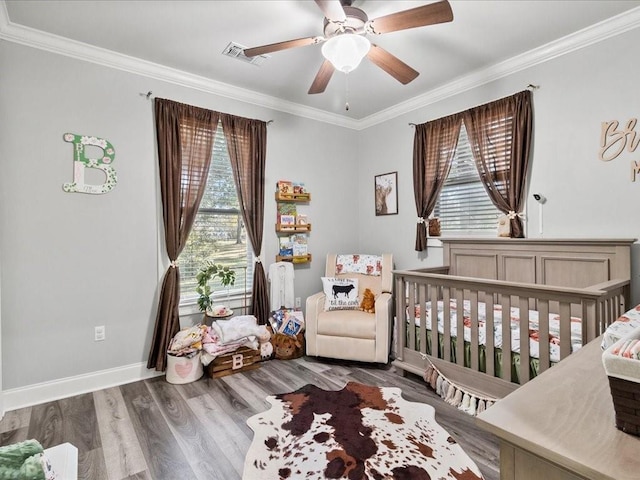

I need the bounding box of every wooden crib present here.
[393,238,634,400]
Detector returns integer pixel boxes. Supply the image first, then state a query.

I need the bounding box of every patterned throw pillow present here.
[321,277,359,311]
[335,254,382,276]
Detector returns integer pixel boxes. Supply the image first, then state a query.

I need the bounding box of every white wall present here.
[0,43,158,391]
[0,244,3,416]
[0,41,359,393]
[263,112,360,307]
[357,27,640,305]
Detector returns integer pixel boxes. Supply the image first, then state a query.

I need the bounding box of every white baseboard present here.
[2,362,164,413]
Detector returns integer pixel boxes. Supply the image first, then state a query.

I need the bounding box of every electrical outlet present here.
[94,325,106,342]
[295,297,301,308]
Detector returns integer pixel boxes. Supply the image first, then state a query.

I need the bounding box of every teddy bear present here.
[360,288,376,313]
[256,325,273,360]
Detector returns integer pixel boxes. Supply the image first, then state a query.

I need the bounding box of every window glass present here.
[179,125,253,303]
[434,125,501,232]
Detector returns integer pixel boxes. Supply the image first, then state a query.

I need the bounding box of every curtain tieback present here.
[254,256,262,264]
[507,210,524,220]
[417,217,425,224]
[169,260,178,268]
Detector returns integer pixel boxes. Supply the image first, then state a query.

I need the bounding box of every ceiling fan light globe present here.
[321,34,371,73]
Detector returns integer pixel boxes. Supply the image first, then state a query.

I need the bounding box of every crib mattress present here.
[410,299,582,363]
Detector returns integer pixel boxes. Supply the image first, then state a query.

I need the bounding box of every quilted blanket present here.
[602,304,640,350]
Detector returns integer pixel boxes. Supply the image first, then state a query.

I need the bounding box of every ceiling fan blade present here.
[314,0,346,23]
[244,36,321,57]
[367,44,419,85]
[367,0,453,34]
[308,60,335,94]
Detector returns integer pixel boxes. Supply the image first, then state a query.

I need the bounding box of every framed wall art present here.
[374,171,398,216]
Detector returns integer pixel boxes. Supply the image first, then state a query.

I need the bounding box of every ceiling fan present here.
[243,0,453,95]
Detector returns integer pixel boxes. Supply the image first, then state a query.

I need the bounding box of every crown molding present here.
[1,1,639,131]
[358,6,640,129]
[0,1,360,130]
[0,1,7,31]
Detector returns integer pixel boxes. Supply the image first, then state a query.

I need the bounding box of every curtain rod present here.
[139,91,273,124]
[409,84,540,126]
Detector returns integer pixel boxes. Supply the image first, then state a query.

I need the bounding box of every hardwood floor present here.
[0,357,499,480]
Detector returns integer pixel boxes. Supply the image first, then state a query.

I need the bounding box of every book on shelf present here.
[293,243,308,256]
[295,214,308,225]
[278,234,308,257]
[291,233,308,244]
[277,202,297,220]
[292,182,306,195]
[279,214,295,226]
[277,180,293,195]
[291,233,308,256]
[279,243,294,257]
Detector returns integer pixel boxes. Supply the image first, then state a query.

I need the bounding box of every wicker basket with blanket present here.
[602,322,640,436]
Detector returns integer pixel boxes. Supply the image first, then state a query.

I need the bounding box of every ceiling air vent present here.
[222,42,267,66]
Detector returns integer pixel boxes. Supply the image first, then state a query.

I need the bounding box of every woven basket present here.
[607,376,640,435]
[603,327,640,437]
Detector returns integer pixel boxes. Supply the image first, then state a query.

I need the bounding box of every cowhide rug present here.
[243,381,484,480]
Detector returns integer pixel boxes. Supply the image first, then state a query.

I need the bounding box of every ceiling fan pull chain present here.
[345,73,350,111]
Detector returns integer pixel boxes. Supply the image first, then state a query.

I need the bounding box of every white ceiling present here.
[3,0,640,127]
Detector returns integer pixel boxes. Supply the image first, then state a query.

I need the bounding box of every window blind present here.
[179,125,253,301]
[434,125,501,232]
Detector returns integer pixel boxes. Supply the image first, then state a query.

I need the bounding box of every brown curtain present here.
[413,113,463,251]
[220,114,270,325]
[463,90,533,237]
[147,98,220,371]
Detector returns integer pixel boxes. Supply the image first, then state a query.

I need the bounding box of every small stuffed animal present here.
[272,333,304,360]
[360,288,376,313]
[256,325,273,360]
[497,215,511,237]
[428,217,441,237]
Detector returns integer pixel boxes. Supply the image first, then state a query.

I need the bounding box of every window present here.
[179,124,253,303]
[434,124,501,233]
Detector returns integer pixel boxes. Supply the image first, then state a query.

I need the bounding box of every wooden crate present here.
[205,347,261,378]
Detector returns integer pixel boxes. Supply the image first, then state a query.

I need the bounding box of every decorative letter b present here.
[232,353,244,370]
[62,133,117,194]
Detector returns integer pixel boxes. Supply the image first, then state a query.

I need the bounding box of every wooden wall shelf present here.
[276,223,311,233]
[276,254,312,264]
[275,192,311,202]
[276,183,311,265]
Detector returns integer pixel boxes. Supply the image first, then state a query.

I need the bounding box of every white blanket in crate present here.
[411,299,583,363]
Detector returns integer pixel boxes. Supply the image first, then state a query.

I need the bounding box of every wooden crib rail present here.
[413,266,451,275]
[394,270,626,303]
[586,278,629,337]
[393,269,630,396]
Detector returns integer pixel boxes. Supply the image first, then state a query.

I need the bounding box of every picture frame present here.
[374,171,398,216]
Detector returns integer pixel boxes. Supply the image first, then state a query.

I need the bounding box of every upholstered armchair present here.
[305,253,393,364]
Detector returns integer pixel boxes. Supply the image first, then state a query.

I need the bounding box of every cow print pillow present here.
[321,277,359,311]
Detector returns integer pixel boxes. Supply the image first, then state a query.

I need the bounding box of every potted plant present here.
[195,260,236,313]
